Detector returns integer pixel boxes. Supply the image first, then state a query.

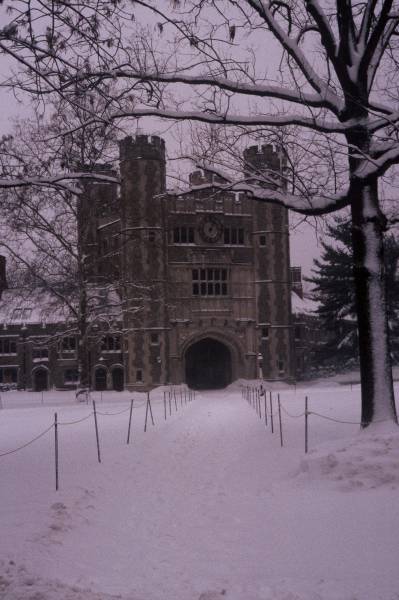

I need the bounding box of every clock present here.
[199,215,223,243]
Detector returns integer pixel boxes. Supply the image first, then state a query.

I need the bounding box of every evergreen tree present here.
[307,217,399,371]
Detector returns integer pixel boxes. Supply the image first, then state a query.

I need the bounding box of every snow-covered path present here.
[1,386,399,599]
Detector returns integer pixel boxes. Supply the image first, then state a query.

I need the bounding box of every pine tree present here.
[307,217,399,371]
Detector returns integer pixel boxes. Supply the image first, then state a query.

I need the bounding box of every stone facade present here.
[91,134,294,390]
[0,286,124,391]
[0,134,296,391]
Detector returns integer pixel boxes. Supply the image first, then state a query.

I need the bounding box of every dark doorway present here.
[94,367,107,391]
[185,338,232,389]
[34,368,48,392]
[112,367,124,391]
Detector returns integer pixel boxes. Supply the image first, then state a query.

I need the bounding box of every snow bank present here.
[295,429,399,492]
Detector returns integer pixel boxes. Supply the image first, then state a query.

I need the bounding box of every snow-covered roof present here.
[0,288,73,325]
[291,291,319,317]
[0,286,122,326]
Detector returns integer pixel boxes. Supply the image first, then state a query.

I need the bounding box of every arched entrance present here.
[94,366,107,391]
[33,368,48,392]
[185,338,232,389]
[111,367,124,391]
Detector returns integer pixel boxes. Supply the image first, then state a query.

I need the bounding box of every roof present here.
[0,286,122,326]
[291,291,319,317]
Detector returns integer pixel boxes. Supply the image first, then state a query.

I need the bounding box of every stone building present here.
[0,134,296,391]
[0,280,124,392]
[93,134,294,390]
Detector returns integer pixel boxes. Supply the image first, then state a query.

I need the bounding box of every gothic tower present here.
[119,135,169,389]
[243,144,294,380]
[77,164,119,283]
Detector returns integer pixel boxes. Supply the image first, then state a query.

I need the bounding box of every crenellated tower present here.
[77,164,120,283]
[243,144,294,380]
[119,135,169,389]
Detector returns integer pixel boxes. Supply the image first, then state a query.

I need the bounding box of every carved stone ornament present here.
[199,215,223,243]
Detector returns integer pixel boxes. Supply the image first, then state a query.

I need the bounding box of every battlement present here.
[243,143,287,173]
[189,169,227,187]
[119,135,166,162]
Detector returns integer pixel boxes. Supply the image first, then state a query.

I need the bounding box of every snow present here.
[0,382,399,600]
[0,173,117,192]
[132,70,341,111]
[0,285,122,326]
[291,291,319,316]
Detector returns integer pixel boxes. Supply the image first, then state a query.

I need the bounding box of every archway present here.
[111,367,124,391]
[94,366,107,391]
[33,368,48,392]
[185,338,232,389]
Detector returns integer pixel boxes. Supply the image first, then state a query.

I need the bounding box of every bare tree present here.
[0,103,121,390]
[2,0,399,425]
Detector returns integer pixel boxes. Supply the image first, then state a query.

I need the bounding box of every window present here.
[290,267,302,284]
[261,327,269,340]
[150,333,160,345]
[195,198,204,212]
[215,197,224,211]
[102,335,121,352]
[33,346,49,360]
[64,369,79,384]
[0,367,17,384]
[0,338,17,355]
[277,358,285,373]
[294,326,302,341]
[192,268,228,296]
[60,336,77,356]
[148,230,156,242]
[259,235,266,246]
[223,227,244,245]
[176,197,186,213]
[173,226,194,244]
[136,369,143,382]
[233,193,242,214]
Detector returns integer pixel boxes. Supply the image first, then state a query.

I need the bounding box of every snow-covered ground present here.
[1,382,399,600]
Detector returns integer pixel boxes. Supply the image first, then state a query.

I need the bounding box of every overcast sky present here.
[0,76,323,281]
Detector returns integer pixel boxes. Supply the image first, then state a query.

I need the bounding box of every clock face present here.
[199,216,223,243]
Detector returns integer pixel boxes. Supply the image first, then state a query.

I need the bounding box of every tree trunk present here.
[350,180,398,427]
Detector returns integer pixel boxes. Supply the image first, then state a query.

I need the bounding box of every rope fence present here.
[96,406,133,417]
[0,424,54,458]
[58,413,94,426]
[0,384,196,491]
[5,381,390,490]
[241,382,395,453]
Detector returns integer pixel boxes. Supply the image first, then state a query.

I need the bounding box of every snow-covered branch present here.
[173,159,350,215]
[66,69,344,114]
[0,172,118,193]
[86,106,359,134]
